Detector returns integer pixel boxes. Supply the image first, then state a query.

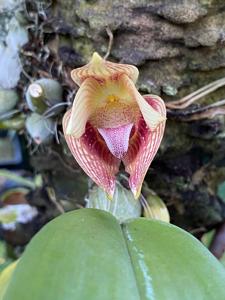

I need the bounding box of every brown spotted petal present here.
[63,110,120,198]
[123,95,166,198]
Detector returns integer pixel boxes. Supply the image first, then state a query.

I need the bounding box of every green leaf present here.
[0,261,17,300]
[3,209,140,300]
[3,209,225,300]
[123,219,225,299]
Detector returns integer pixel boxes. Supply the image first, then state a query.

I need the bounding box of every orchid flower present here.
[63,53,166,199]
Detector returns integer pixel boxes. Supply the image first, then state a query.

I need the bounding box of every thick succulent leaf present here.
[123,219,225,300]
[3,209,139,300]
[3,209,225,300]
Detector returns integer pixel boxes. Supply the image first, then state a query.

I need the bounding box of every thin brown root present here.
[167,99,225,121]
[166,77,225,110]
[104,26,113,60]
[46,187,65,214]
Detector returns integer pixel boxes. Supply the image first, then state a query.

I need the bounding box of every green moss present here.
[161,120,193,154]
[72,37,95,62]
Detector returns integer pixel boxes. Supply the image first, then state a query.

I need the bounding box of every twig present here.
[46,187,65,214]
[54,119,60,144]
[42,102,70,118]
[0,109,21,121]
[190,227,206,235]
[48,149,80,174]
[166,77,225,109]
[167,99,225,121]
[30,143,40,155]
[104,26,113,60]
[0,170,36,190]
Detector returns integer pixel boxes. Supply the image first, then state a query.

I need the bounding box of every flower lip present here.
[63,53,167,199]
[97,123,133,159]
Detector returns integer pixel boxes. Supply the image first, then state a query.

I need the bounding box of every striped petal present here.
[123,95,166,198]
[122,75,166,130]
[66,77,99,138]
[63,110,120,198]
[71,52,139,86]
[67,73,140,138]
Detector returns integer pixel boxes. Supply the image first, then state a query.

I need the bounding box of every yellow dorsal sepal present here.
[90,52,104,65]
[88,52,111,78]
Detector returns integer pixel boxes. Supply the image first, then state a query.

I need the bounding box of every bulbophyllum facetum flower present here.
[63,53,166,199]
